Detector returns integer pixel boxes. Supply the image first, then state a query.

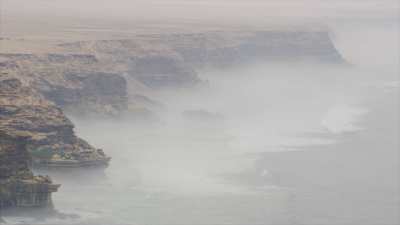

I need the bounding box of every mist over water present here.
[2,1,399,225]
[25,23,396,224]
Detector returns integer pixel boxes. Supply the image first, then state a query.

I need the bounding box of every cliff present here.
[0,76,110,168]
[56,30,345,113]
[1,29,344,118]
[0,130,59,208]
[148,30,345,68]
[60,30,344,70]
[0,29,344,168]
[0,53,129,117]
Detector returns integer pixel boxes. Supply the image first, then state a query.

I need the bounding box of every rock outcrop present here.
[128,55,199,88]
[0,76,110,168]
[0,130,59,208]
[0,53,129,117]
[163,31,345,67]
[1,29,345,118]
[40,71,128,116]
[61,30,344,70]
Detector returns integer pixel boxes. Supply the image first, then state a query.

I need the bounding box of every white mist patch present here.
[70,63,373,198]
[321,105,368,134]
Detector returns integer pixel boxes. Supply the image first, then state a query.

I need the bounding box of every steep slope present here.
[152,30,344,67]
[0,130,59,208]
[56,29,345,113]
[61,30,344,69]
[1,29,345,119]
[0,29,345,169]
[0,76,110,168]
[0,54,130,117]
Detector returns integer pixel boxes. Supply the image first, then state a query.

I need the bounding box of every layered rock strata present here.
[0,54,129,117]
[1,30,345,118]
[0,131,59,208]
[60,30,344,70]
[0,77,110,168]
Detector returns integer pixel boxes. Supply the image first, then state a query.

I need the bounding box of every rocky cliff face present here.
[59,39,203,90]
[0,53,129,117]
[1,29,345,118]
[55,30,345,110]
[0,76,110,168]
[167,31,344,67]
[61,30,344,70]
[127,55,199,88]
[40,71,128,116]
[0,131,59,208]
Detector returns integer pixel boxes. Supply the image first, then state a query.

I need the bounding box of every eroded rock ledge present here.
[0,131,59,208]
[0,77,110,169]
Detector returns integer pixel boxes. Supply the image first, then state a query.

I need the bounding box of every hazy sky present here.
[3,0,398,22]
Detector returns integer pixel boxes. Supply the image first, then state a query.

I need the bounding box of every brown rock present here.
[0,76,110,169]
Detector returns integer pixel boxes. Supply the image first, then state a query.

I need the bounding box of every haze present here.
[1,0,399,225]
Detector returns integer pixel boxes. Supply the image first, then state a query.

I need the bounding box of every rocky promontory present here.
[0,53,129,117]
[0,130,59,208]
[0,76,110,169]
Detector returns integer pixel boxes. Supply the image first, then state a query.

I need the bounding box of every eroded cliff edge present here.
[1,30,345,117]
[0,130,59,208]
[0,77,110,168]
